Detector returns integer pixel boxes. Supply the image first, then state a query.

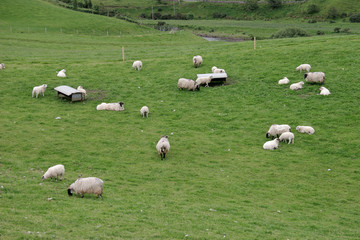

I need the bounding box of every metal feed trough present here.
[54,85,84,102]
[197,73,227,86]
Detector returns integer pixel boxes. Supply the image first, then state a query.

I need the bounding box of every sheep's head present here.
[67,187,73,196]
[296,126,300,131]
[162,135,168,139]
[43,84,47,88]
[266,132,270,138]
[195,84,200,91]
[275,138,280,142]
[212,66,217,72]
[299,81,304,85]
[304,74,308,79]
[320,87,324,91]
[119,102,124,107]
[41,175,46,180]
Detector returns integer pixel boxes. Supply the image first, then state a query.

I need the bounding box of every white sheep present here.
[278,77,289,85]
[319,86,331,96]
[0,63,5,70]
[132,60,142,71]
[77,86,87,100]
[193,55,203,68]
[266,124,291,139]
[96,102,124,111]
[279,132,295,144]
[140,106,149,118]
[296,126,315,135]
[304,72,325,84]
[57,69,66,77]
[263,138,280,150]
[68,177,104,199]
[42,164,65,181]
[296,64,311,73]
[156,135,170,160]
[290,81,304,90]
[212,66,226,73]
[195,76,213,87]
[178,78,200,91]
[32,84,47,98]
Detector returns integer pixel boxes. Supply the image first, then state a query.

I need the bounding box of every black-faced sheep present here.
[156,135,170,160]
[96,102,124,111]
[193,55,203,68]
[68,177,104,198]
[304,72,325,84]
[178,78,200,91]
[266,124,291,139]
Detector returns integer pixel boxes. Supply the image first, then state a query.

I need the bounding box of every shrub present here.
[188,13,194,20]
[349,13,360,22]
[213,12,227,18]
[327,7,339,19]
[153,12,162,19]
[307,4,320,14]
[334,27,341,33]
[317,30,324,35]
[341,28,351,33]
[308,19,317,23]
[267,0,282,9]
[270,28,309,39]
[157,21,166,26]
[244,0,259,12]
[139,13,147,18]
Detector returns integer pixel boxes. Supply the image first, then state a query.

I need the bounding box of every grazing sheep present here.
[290,81,304,90]
[42,164,65,181]
[68,177,104,199]
[77,86,87,100]
[266,124,291,139]
[57,69,66,77]
[296,126,315,135]
[296,64,311,73]
[156,135,170,160]
[132,60,142,71]
[195,76,213,87]
[96,102,124,111]
[0,63,5,70]
[193,55,203,68]
[279,132,295,144]
[304,72,325,84]
[212,66,226,73]
[278,77,290,85]
[263,138,280,150]
[178,78,200,91]
[32,84,47,98]
[140,106,149,118]
[319,86,331,96]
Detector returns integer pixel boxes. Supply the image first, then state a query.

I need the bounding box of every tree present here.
[267,0,282,9]
[244,0,259,12]
[73,0,78,10]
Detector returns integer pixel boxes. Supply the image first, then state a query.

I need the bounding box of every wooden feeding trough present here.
[54,85,84,102]
[197,73,227,86]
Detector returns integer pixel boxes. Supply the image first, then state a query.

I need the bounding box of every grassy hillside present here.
[1,0,360,239]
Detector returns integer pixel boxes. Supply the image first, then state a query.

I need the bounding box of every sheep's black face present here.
[119,102,124,107]
[42,176,45,180]
[68,188,73,196]
[195,85,200,91]
[266,133,270,138]
[304,74,307,79]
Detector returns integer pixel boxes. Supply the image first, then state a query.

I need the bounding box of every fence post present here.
[122,46,125,62]
[45,27,47,33]
[107,30,109,36]
[254,37,256,50]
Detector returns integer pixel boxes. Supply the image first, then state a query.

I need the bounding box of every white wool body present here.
[96,102,124,111]
[193,55,203,68]
[266,124,291,138]
[57,69,66,77]
[213,68,225,73]
[178,78,199,91]
[279,132,295,144]
[296,126,315,135]
[263,138,280,150]
[320,86,331,95]
[304,72,325,84]
[156,135,170,160]
[278,77,290,85]
[0,63,5,70]
[42,164,65,181]
[290,81,304,90]
[32,84,47,98]
[140,106,149,118]
[195,76,213,87]
[211,66,217,72]
[132,61,142,71]
[296,64,311,73]
[68,177,104,198]
[77,86,87,100]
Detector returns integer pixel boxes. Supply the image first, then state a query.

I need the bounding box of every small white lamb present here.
[77,86,87,100]
[57,69,66,77]
[0,63,5,70]
[195,76,213,87]
[132,60,142,71]
[42,164,65,181]
[278,77,289,85]
[296,126,315,135]
[32,84,47,98]
[212,66,225,73]
[96,102,124,111]
[263,138,280,150]
[279,132,294,144]
[296,64,311,73]
[140,106,149,118]
[319,86,331,96]
[290,81,304,90]
[193,55,203,68]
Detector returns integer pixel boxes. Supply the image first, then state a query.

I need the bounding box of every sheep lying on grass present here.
[266,124,291,139]
[96,102,124,111]
[279,132,295,144]
[195,76,213,87]
[57,69,66,77]
[304,72,325,84]
[319,86,331,96]
[42,164,65,181]
[296,64,311,73]
[32,84,47,98]
[296,126,315,135]
[178,78,200,91]
[132,60,142,71]
[0,63,5,70]
[140,106,149,118]
[290,81,304,90]
[193,55,203,68]
[278,77,289,85]
[263,138,280,150]
[68,177,104,199]
[77,86,87,100]
[156,135,170,160]
[212,66,226,73]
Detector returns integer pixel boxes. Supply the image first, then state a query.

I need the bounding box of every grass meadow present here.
[1,0,360,239]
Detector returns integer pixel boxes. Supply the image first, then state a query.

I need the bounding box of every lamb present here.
[296,126,315,135]
[42,164,65,181]
[68,177,104,199]
[193,55,203,68]
[279,132,295,144]
[32,84,47,98]
[290,81,304,90]
[57,69,66,77]
[304,72,325,84]
[319,86,331,96]
[278,77,290,85]
[132,60,142,71]
[195,76,213,87]
[77,86,87,100]
[156,135,170,160]
[296,64,311,73]
[266,124,291,139]
[212,66,226,73]
[0,63,5,70]
[96,102,124,111]
[178,78,200,91]
[263,138,280,150]
[140,106,149,118]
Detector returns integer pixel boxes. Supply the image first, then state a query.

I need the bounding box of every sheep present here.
[140,106,149,118]
[57,69,66,77]
[195,76,213,87]
[132,60,142,71]
[279,132,295,144]
[178,78,200,91]
[32,84,47,98]
[266,124,291,139]
[193,55,203,68]
[0,63,5,70]
[212,66,226,73]
[156,135,170,160]
[319,86,331,96]
[68,177,104,199]
[42,164,65,181]
[304,72,325,84]
[290,81,304,90]
[296,126,315,135]
[263,138,280,150]
[278,77,290,85]
[96,102,124,111]
[77,86,87,100]
[296,64,311,73]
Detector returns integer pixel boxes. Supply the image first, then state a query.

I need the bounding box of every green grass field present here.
[1,0,360,239]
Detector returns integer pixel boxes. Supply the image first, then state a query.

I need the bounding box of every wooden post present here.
[254,37,256,50]
[122,46,125,62]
